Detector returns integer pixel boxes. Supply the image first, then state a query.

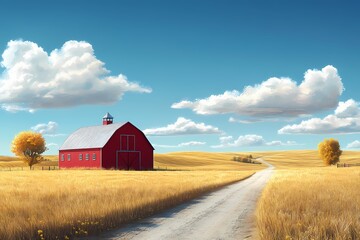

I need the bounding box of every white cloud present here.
[172,65,343,118]
[143,117,221,136]
[334,99,360,118]
[153,141,206,148]
[228,117,263,124]
[212,134,297,148]
[31,121,58,134]
[0,40,151,112]
[279,99,360,134]
[46,143,59,148]
[347,140,360,149]
[1,104,35,113]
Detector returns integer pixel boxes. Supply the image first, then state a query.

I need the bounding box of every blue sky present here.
[1,0,360,156]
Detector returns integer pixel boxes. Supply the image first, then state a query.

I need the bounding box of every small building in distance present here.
[59,113,154,170]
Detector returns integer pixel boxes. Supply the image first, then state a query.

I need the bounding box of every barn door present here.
[117,151,140,170]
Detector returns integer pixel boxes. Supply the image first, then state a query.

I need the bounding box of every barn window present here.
[92,153,96,160]
[120,135,135,151]
[86,153,89,160]
[67,154,71,161]
[61,154,64,161]
[79,154,83,161]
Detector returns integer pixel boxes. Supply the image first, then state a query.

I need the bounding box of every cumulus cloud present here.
[31,121,58,134]
[228,117,263,124]
[172,65,343,118]
[347,140,360,149]
[279,99,360,134]
[46,143,59,148]
[143,117,221,136]
[154,141,206,148]
[211,134,297,148]
[1,104,35,113]
[0,40,151,112]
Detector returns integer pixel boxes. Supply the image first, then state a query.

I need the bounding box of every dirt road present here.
[92,159,274,240]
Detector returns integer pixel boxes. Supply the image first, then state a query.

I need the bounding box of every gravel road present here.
[91,159,274,240]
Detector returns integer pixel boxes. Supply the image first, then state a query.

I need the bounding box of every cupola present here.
[102,112,113,125]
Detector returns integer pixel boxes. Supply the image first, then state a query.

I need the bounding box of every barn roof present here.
[59,123,125,150]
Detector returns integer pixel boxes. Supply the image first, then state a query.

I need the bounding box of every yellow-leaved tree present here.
[318,138,342,166]
[11,131,47,169]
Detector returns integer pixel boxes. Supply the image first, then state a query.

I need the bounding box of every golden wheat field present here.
[0,152,265,171]
[256,167,360,240]
[154,152,265,170]
[0,169,254,240]
[254,150,360,169]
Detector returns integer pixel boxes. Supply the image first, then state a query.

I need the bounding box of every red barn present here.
[59,113,154,170]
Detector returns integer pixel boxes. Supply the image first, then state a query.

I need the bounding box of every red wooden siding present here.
[59,148,101,168]
[101,122,153,170]
[59,122,153,170]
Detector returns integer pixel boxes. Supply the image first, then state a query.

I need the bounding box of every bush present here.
[318,138,342,166]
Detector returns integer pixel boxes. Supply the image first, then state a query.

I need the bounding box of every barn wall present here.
[102,122,153,170]
[59,148,101,169]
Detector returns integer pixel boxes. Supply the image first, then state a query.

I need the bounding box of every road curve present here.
[91,159,274,240]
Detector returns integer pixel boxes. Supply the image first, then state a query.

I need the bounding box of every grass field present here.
[256,168,360,240]
[0,170,254,240]
[3,150,360,239]
[0,152,265,171]
[154,152,264,170]
[253,150,360,169]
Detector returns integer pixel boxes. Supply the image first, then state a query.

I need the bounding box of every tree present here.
[11,131,47,169]
[318,138,342,166]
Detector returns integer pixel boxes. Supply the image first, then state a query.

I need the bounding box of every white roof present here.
[60,123,125,150]
[103,112,113,119]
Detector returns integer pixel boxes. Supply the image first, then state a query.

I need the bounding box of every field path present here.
[91,159,274,240]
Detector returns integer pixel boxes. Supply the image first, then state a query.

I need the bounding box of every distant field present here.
[0,152,265,171]
[0,170,254,240]
[2,150,360,170]
[154,152,265,170]
[252,150,360,169]
[0,155,58,169]
[256,168,360,240]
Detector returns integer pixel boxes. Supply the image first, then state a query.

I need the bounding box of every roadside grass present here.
[0,170,254,240]
[256,167,360,240]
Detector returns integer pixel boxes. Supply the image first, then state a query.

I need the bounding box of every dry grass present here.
[254,150,360,169]
[0,155,58,169]
[0,170,254,240]
[154,152,265,170]
[256,168,360,240]
[0,152,265,171]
